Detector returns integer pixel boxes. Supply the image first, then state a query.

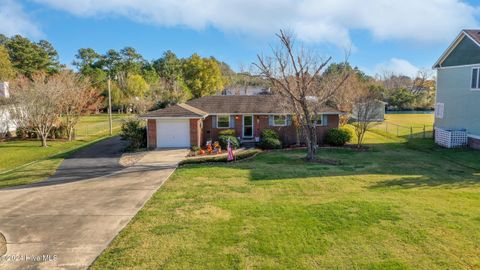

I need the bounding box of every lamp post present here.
[107,75,113,136]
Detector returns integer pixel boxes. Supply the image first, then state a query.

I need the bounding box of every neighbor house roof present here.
[464,30,480,45]
[433,29,480,68]
[141,95,342,118]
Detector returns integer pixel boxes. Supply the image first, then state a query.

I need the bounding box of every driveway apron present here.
[0,146,187,270]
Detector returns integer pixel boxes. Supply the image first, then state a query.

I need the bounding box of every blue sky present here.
[1,0,479,77]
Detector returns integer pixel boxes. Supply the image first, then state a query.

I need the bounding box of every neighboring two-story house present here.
[433,29,480,149]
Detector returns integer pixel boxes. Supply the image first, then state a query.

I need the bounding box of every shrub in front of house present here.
[218,129,236,136]
[325,127,352,146]
[259,129,282,149]
[260,129,280,140]
[120,118,147,150]
[218,135,240,149]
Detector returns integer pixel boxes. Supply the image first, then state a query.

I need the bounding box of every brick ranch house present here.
[141,95,342,149]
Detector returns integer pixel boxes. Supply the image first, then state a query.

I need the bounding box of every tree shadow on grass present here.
[223,140,480,190]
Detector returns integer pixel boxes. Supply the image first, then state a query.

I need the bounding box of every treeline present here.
[0,34,256,114]
[73,48,233,113]
[0,34,435,114]
[325,63,435,111]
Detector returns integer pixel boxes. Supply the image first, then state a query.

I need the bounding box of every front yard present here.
[92,130,480,269]
[0,114,126,188]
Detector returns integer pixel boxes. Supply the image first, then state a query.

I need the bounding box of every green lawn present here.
[92,129,480,269]
[373,114,434,138]
[0,114,127,188]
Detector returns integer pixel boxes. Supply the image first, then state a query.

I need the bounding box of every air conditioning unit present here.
[435,128,468,148]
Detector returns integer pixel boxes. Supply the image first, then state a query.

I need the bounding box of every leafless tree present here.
[9,73,63,147]
[255,30,349,161]
[351,88,380,148]
[58,71,100,141]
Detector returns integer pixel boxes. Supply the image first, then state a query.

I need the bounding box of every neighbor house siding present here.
[147,119,157,149]
[435,66,480,137]
[441,36,480,67]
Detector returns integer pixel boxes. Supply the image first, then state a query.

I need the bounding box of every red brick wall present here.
[468,137,480,150]
[189,119,202,147]
[201,114,340,146]
[147,119,157,149]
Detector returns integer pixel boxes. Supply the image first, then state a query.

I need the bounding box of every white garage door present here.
[156,119,190,148]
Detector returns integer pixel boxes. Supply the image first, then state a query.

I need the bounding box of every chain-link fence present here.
[373,121,434,139]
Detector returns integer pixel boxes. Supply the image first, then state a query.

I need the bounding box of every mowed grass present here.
[385,114,434,127]
[374,114,435,138]
[0,114,127,188]
[92,132,480,269]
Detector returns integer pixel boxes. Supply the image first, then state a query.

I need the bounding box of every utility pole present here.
[108,75,113,136]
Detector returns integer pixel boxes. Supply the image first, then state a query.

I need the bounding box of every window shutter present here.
[230,115,235,128]
[212,115,217,128]
[286,115,292,126]
[322,115,328,126]
[269,115,274,126]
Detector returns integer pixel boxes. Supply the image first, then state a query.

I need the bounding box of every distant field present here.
[385,114,434,127]
[373,114,435,138]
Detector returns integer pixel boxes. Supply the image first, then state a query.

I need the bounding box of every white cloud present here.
[31,0,479,47]
[0,0,42,38]
[374,58,421,78]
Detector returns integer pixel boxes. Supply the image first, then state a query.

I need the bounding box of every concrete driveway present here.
[0,147,187,270]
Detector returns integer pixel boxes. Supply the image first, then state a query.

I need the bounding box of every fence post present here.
[410,127,413,139]
[385,122,388,134]
[397,126,399,136]
[423,125,426,139]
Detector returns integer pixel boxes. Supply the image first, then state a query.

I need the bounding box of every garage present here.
[156,119,190,148]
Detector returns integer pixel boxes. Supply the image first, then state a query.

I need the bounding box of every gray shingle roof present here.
[464,29,480,45]
[142,95,341,118]
[141,103,207,118]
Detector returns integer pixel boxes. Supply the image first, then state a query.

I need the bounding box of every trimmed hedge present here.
[179,149,262,165]
[218,129,236,136]
[260,129,280,140]
[259,129,282,149]
[325,127,352,146]
[259,137,282,149]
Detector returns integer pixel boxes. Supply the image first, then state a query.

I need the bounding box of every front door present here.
[243,115,254,138]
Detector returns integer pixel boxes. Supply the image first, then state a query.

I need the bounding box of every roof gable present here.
[434,30,480,68]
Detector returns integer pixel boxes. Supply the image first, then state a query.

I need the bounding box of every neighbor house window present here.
[273,115,287,126]
[217,115,230,128]
[312,115,324,126]
[471,68,480,90]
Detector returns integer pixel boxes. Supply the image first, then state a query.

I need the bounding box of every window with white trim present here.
[471,68,480,90]
[312,115,324,126]
[273,115,287,126]
[217,115,230,128]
